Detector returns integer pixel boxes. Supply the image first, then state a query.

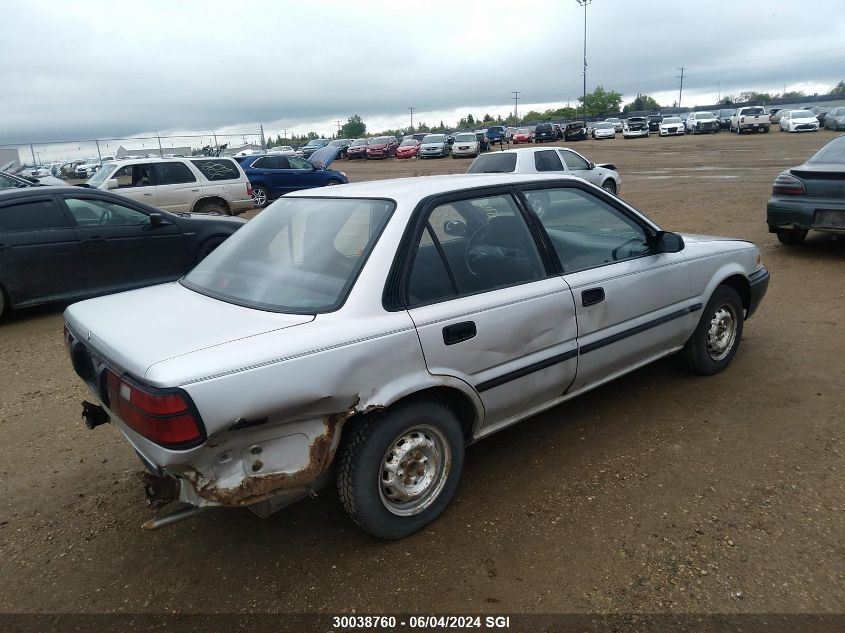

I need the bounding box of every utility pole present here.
[335,120,342,137]
[512,91,520,124]
[408,107,415,130]
[576,0,592,121]
[211,129,218,152]
[259,124,266,150]
[677,67,685,109]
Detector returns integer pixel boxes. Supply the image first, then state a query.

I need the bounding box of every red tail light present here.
[246,183,253,198]
[773,173,806,195]
[105,371,204,448]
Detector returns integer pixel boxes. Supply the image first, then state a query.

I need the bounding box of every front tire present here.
[683,285,744,375]
[337,399,465,539]
[601,179,617,195]
[196,237,226,263]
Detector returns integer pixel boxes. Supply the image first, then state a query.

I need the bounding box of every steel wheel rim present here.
[379,425,451,517]
[706,303,738,361]
[253,188,267,206]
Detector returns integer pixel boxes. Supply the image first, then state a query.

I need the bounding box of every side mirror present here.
[654,231,684,253]
[149,213,164,226]
[588,162,595,170]
[106,179,118,190]
[443,220,467,237]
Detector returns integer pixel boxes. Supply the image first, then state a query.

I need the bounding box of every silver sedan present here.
[64,174,769,539]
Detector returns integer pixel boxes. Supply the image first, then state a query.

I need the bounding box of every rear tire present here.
[195,202,229,216]
[0,282,8,321]
[683,285,744,375]
[251,185,269,208]
[601,179,617,195]
[337,399,465,539]
[776,228,808,245]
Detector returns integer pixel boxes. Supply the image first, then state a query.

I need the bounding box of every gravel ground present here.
[0,129,842,619]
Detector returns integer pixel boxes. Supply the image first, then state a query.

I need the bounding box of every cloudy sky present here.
[2,0,844,157]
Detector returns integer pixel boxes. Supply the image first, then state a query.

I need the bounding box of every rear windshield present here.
[536,123,553,131]
[741,107,765,115]
[807,136,845,165]
[422,134,446,143]
[351,139,369,146]
[182,197,395,313]
[455,133,476,141]
[190,159,241,181]
[467,153,518,174]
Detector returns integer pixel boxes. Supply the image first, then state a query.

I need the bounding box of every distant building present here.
[0,148,22,171]
[115,145,193,158]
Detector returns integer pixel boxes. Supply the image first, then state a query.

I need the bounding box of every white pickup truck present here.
[730,107,770,134]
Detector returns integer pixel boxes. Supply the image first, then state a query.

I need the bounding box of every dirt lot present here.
[1,130,842,618]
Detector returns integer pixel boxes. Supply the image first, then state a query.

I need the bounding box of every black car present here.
[647,114,664,132]
[475,131,490,153]
[534,122,558,143]
[327,138,352,159]
[766,134,845,245]
[563,122,588,141]
[0,187,245,320]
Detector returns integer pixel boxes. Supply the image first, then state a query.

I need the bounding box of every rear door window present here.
[534,150,564,172]
[0,198,70,232]
[190,159,241,181]
[153,162,197,185]
[558,150,590,170]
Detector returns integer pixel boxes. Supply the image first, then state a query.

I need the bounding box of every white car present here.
[266,146,298,156]
[84,157,254,215]
[74,159,103,178]
[591,122,616,139]
[779,110,819,133]
[605,117,623,133]
[451,132,480,158]
[659,117,685,136]
[622,117,649,138]
[467,146,621,196]
[64,173,768,538]
[685,112,720,134]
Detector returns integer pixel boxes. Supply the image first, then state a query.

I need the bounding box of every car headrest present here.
[486,215,527,249]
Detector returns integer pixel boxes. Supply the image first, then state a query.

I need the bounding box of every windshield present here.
[606,118,620,123]
[662,117,681,124]
[87,163,117,187]
[791,110,813,118]
[516,128,529,134]
[742,107,765,115]
[182,197,394,313]
[351,139,368,146]
[467,153,518,174]
[328,140,343,146]
[455,133,476,141]
[720,109,736,116]
[369,137,390,145]
[422,134,445,143]
[305,139,327,148]
[595,122,612,129]
[695,112,714,119]
[807,136,845,164]
[400,140,418,146]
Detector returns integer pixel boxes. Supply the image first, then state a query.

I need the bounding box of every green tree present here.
[482,113,493,122]
[578,85,623,116]
[466,114,476,126]
[780,90,806,100]
[622,94,661,113]
[306,132,319,140]
[831,80,845,96]
[341,114,366,138]
[738,91,773,103]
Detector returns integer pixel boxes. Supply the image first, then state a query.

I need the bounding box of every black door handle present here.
[443,321,477,345]
[581,287,605,306]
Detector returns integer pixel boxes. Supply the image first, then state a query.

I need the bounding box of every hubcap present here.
[706,304,738,361]
[379,425,450,516]
[253,188,267,206]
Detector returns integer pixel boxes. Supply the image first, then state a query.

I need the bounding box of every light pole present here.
[409,107,415,131]
[576,0,592,121]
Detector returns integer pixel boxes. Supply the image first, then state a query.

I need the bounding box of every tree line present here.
[265,80,844,146]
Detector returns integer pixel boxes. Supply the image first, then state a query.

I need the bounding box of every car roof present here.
[289,173,578,202]
[0,185,164,213]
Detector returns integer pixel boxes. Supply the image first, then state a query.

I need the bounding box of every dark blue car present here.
[237,146,347,208]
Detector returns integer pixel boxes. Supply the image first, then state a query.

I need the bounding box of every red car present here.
[396,139,420,158]
[365,135,398,159]
[512,128,533,144]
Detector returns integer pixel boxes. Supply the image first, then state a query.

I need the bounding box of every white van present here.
[85,157,253,215]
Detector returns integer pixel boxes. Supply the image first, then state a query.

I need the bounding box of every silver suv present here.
[85,157,253,215]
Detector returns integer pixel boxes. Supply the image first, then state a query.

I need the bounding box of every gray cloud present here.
[1,0,843,144]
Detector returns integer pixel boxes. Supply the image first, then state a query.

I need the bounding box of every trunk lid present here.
[64,282,314,383]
